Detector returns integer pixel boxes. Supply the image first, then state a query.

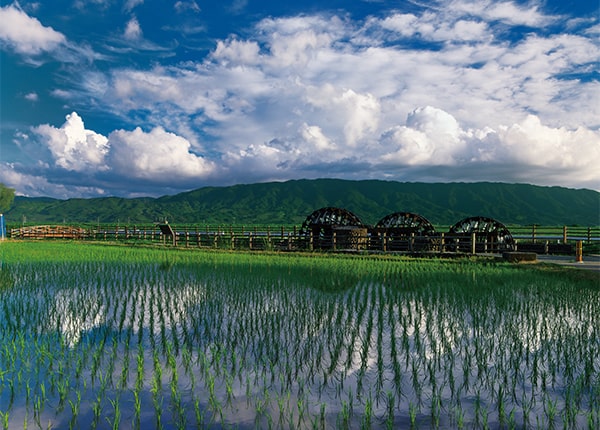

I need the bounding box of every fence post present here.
[293,226,297,250]
[588,227,592,244]
[576,241,583,263]
[471,232,476,255]
[563,226,567,244]
[532,224,537,243]
[332,231,337,251]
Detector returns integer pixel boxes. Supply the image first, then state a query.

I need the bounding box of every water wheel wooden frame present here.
[299,207,364,250]
[374,212,437,251]
[447,216,515,253]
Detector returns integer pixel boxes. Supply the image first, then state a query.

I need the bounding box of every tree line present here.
[0,184,14,213]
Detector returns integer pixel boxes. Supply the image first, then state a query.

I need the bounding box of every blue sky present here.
[1,0,598,198]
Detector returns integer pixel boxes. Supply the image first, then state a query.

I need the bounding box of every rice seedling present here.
[68,390,81,430]
[0,411,8,430]
[107,396,121,430]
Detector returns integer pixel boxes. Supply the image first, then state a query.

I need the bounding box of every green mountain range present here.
[5,179,600,226]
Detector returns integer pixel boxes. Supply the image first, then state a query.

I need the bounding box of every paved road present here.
[536,254,600,274]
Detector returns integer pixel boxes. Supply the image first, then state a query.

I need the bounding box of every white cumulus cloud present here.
[381,106,466,165]
[305,85,380,147]
[24,92,39,102]
[0,4,66,55]
[494,116,600,173]
[379,107,600,189]
[33,112,109,172]
[300,123,335,152]
[28,113,215,188]
[108,126,215,180]
[124,17,143,40]
[212,38,261,66]
[0,163,108,198]
[449,0,554,27]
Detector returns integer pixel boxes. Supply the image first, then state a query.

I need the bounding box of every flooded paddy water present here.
[0,242,598,429]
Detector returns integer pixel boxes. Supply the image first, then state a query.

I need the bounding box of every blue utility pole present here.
[0,214,5,240]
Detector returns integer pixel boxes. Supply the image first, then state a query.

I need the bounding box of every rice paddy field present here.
[0,241,598,429]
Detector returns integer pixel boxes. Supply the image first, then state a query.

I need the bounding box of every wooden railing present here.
[8,224,599,255]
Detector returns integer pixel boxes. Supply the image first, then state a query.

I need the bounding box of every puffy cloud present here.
[212,39,261,66]
[33,112,109,172]
[0,4,65,55]
[0,163,107,198]
[481,1,550,27]
[498,34,599,72]
[380,12,490,43]
[379,13,419,37]
[305,85,380,146]
[28,111,214,181]
[494,116,600,174]
[449,0,554,27]
[257,15,345,68]
[267,29,332,67]
[108,126,215,181]
[124,17,143,40]
[381,106,466,165]
[379,107,600,188]
[24,92,39,102]
[300,123,335,152]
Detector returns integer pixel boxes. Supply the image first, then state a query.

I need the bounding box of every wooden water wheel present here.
[374,212,436,251]
[447,216,515,253]
[299,207,365,250]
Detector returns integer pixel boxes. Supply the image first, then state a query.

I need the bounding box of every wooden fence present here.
[7,224,600,255]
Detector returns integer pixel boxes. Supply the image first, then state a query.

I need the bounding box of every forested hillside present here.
[6,179,599,226]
